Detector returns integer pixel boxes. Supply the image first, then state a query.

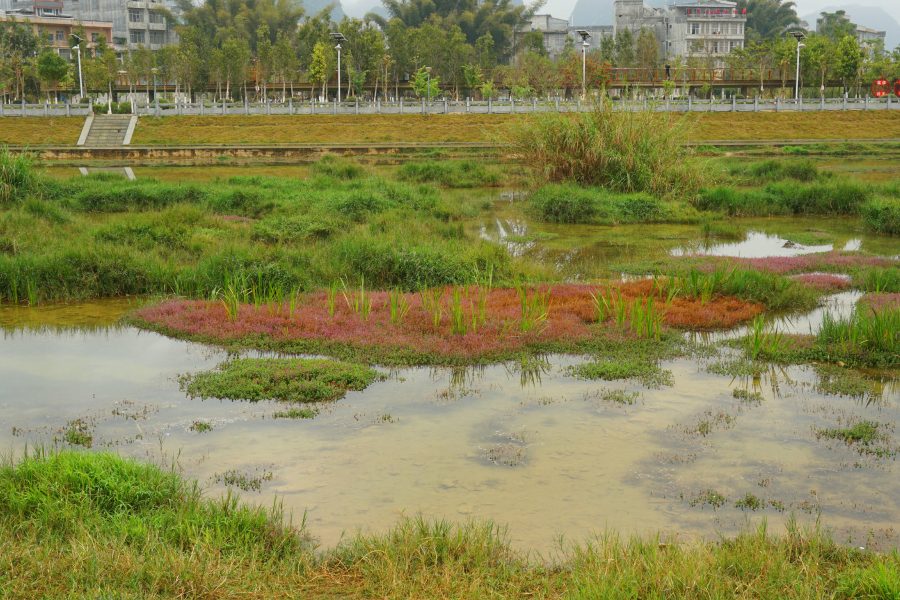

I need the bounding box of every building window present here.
[56,30,65,41]
[58,48,71,59]
[130,29,145,44]
[690,23,700,35]
[149,11,164,24]
[149,31,165,44]
[129,9,143,22]
[91,32,99,42]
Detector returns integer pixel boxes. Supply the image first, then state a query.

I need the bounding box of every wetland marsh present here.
[4,122,900,596]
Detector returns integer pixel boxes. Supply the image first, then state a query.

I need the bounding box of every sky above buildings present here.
[537,0,900,26]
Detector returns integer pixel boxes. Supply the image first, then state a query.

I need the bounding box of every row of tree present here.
[3,0,900,102]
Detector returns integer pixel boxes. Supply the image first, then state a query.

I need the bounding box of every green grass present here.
[860,196,900,235]
[502,102,710,199]
[528,183,702,225]
[697,178,880,217]
[2,450,900,599]
[781,230,837,246]
[0,152,533,303]
[724,159,824,184]
[565,359,674,388]
[394,160,504,188]
[177,358,385,403]
[817,421,881,445]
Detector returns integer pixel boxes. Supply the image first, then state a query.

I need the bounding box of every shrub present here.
[501,99,708,198]
[860,196,900,235]
[115,101,132,114]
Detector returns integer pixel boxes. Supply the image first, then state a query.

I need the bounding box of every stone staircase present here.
[81,115,134,146]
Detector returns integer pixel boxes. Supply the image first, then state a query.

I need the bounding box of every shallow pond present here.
[2,289,899,553]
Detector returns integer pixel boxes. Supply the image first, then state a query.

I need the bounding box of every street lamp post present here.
[70,34,84,101]
[576,30,591,101]
[151,67,158,101]
[789,30,807,100]
[329,33,347,103]
[425,66,432,104]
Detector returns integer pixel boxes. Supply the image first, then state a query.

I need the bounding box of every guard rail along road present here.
[3,96,900,118]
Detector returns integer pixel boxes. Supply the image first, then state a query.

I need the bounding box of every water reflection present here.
[79,166,136,180]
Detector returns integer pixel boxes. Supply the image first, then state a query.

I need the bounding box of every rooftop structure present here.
[667,0,746,67]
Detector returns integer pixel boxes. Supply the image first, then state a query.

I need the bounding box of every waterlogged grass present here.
[781,230,837,246]
[178,358,385,403]
[0,154,526,303]
[723,159,825,184]
[697,178,900,220]
[129,282,757,366]
[565,359,674,388]
[4,450,899,599]
[394,160,504,188]
[528,183,702,225]
[860,196,900,235]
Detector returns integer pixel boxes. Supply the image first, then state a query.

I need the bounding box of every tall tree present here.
[735,0,799,40]
[36,51,68,102]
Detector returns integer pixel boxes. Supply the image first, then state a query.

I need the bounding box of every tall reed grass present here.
[501,100,709,198]
[0,146,40,205]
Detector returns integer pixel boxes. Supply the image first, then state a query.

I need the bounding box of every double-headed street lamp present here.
[70,34,84,100]
[329,32,347,102]
[789,30,806,100]
[576,30,591,100]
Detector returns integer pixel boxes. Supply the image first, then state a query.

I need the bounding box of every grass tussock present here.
[860,196,900,235]
[502,101,709,198]
[528,183,701,225]
[178,358,385,403]
[2,450,900,599]
[394,160,503,188]
[0,147,40,205]
[725,159,824,184]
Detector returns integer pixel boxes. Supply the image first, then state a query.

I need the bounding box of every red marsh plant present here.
[129,282,762,365]
[789,273,852,293]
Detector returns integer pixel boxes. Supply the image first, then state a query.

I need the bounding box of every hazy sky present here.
[540,0,900,23]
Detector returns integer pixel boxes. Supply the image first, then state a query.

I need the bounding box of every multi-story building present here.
[666,0,746,67]
[0,1,112,59]
[0,0,179,56]
[613,0,666,56]
[814,13,886,45]
[523,14,571,59]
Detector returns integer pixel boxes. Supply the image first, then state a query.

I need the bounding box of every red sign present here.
[871,78,890,98]
[895,80,900,98]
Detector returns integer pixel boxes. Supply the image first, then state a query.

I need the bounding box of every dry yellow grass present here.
[3,111,900,147]
[687,110,900,140]
[131,114,511,145]
[0,117,84,146]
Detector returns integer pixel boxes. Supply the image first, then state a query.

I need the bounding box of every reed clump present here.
[0,146,40,205]
[501,100,709,198]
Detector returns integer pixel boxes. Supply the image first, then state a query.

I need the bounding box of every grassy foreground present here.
[1,450,898,600]
[3,111,900,147]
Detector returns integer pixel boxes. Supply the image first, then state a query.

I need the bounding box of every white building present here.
[613,0,667,57]
[666,0,746,66]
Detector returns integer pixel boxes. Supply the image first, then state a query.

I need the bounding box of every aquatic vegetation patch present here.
[481,443,527,466]
[212,468,275,492]
[812,364,875,398]
[189,421,213,433]
[707,359,767,378]
[272,406,318,419]
[59,418,93,448]
[684,489,728,509]
[815,420,896,458]
[858,292,900,313]
[732,388,764,403]
[504,231,559,244]
[700,219,745,240]
[178,358,385,403]
[781,230,837,246]
[790,273,852,292]
[528,183,701,225]
[129,283,760,366]
[566,360,673,388]
[860,196,900,236]
[672,251,896,277]
[682,408,739,437]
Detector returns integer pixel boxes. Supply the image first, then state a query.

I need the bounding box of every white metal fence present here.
[2,95,897,117]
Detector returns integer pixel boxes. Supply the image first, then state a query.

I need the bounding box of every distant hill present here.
[306,0,345,21]
[801,5,899,49]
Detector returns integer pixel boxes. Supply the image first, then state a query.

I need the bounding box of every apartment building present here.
[522,15,615,60]
[666,0,746,66]
[1,0,179,54]
[0,1,112,59]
